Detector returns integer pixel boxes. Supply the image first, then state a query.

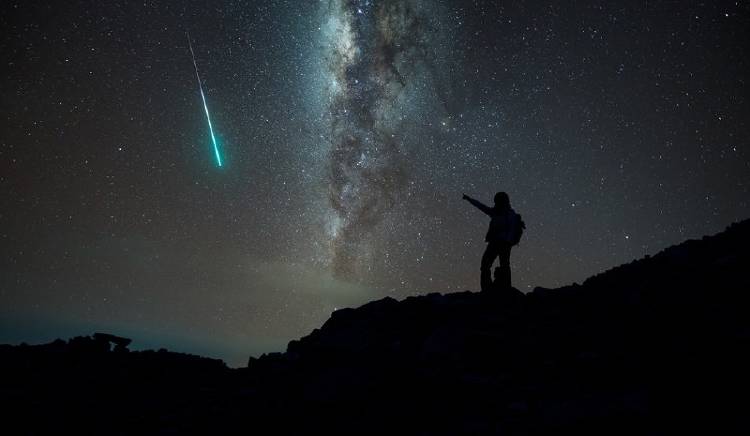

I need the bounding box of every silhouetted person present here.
[463,192,524,292]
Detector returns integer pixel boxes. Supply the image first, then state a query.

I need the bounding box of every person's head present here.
[494,191,510,209]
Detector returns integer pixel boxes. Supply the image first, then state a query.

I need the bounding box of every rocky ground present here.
[2,219,749,435]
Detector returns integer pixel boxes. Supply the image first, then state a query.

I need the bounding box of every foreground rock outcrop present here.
[2,220,749,434]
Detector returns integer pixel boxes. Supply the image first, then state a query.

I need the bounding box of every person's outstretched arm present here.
[462,194,492,216]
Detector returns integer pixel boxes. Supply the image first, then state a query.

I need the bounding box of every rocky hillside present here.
[2,219,749,434]
[244,219,749,435]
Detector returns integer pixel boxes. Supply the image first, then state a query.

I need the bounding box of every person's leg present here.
[497,243,512,290]
[480,243,498,292]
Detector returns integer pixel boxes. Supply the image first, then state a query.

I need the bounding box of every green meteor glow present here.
[187,33,223,167]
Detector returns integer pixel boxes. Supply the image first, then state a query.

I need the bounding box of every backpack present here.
[508,212,525,246]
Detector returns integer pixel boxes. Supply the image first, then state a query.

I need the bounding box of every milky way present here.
[2,0,748,366]
[321,0,433,278]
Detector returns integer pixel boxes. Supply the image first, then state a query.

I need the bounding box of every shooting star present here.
[187,32,223,167]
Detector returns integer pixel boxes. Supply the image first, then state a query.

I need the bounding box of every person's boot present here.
[492,267,503,293]
[502,265,511,290]
[494,265,511,292]
[480,267,492,292]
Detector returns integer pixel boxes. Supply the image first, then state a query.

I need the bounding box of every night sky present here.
[2,0,748,366]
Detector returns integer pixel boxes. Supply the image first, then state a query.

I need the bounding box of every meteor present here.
[187,32,223,167]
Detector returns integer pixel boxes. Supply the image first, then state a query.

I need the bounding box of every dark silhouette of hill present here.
[2,220,749,434]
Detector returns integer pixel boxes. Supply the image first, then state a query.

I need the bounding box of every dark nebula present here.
[324,0,434,278]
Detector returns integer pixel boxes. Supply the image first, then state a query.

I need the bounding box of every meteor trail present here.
[187,32,223,167]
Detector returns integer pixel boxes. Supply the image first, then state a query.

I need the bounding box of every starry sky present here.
[2,0,748,366]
